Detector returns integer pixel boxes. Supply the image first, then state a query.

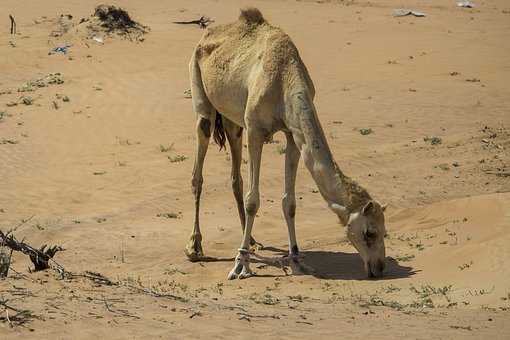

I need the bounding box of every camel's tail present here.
[213,111,226,150]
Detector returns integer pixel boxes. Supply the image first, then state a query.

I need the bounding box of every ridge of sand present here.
[1,0,509,338]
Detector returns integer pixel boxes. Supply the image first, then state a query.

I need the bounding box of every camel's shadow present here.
[258,247,417,280]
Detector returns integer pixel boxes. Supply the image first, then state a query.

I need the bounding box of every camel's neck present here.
[287,89,372,222]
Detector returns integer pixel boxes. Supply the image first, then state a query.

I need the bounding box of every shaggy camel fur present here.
[186,8,387,279]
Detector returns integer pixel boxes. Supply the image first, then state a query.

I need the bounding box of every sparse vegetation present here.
[0,4,506,336]
[289,294,308,302]
[359,295,406,311]
[117,138,141,146]
[163,266,187,276]
[450,325,472,331]
[0,298,39,326]
[410,284,453,307]
[384,285,402,293]
[21,96,34,105]
[157,212,180,219]
[395,254,415,262]
[359,128,373,135]
[159,143,174,152]
[458,261,473,270]
[424,136,442,145]
[468,287,495,296]
[249,293,280,305]
[168,154,187,163]
[1,138,19,145]
[17,73,64,92]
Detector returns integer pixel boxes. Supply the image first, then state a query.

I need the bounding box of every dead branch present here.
[9,15,16,35]
[101,295,140,319]
[189,311,201,318]
[0,230,64,272]
[65,270,188,303]
[0,298,39,327]
[173,16,214,29]
[8,215,35,234]
[0,255,10,278]
[483,170,510,177]
[123,283,189,303]
[236,312,280,319]
[73,271,117,286]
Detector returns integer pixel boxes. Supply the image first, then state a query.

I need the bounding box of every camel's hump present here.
[239,7,265,25]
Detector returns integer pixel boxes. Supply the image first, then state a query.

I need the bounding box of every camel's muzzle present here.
[367,259,385,278]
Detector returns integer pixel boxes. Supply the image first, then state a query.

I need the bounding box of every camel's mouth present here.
[367,259,385,278]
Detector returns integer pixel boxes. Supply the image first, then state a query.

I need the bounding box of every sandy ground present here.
[1,0,509,338]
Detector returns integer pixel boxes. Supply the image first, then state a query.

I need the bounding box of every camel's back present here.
[194,8,314,115]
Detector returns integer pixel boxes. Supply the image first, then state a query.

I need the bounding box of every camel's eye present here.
[363,229,377,246]
[365,229,377,239]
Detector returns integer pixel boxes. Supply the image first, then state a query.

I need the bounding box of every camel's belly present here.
[203,79,247,127]
[199,52,264,127]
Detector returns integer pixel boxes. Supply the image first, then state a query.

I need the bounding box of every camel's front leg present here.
[228,128,264,279]
[185,116,212,261]
[282,133,314,275]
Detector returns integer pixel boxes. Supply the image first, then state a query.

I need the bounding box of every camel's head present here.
[331,201,387,278]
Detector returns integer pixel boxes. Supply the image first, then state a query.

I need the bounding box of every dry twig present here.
[173,16,214,29]
[9,15,16,35]
[0,298,39,326]
[483,170,510,177]
[0,230,64,273]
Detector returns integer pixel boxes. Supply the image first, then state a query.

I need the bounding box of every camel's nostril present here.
[367,260,385,278]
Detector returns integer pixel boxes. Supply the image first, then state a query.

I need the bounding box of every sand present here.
[0,0,509,338]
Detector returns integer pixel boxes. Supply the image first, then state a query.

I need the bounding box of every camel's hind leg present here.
[223,117,262,250]
[185,115,213,261]
[185,54,214,261]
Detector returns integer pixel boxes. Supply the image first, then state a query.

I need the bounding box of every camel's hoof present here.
[185,235,204,262]
[227,262,243,280]
[185,249,203,262]
[228,266,253,280]
[238,268,253,279]
[227,252,252,280]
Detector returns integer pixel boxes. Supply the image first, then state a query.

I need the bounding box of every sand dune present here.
[1,0,509,338]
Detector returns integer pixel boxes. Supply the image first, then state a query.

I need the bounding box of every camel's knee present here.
[244,192,260,216]
[282,194,296,218]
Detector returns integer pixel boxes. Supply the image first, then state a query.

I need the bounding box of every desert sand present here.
[1,0,509,339]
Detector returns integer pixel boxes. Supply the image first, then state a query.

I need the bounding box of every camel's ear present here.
[330,203,348,216]
[381,203,387,212]
[362,201,374,216]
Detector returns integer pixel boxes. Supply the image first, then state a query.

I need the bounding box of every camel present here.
[186,8,387,279]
